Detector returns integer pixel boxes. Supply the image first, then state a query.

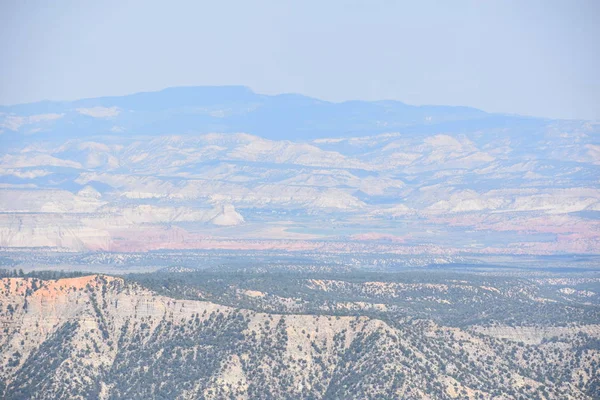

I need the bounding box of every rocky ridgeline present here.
[471,325,600,345]
[0,275,598,399]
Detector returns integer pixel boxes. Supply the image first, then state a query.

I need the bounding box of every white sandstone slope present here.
[0,214,111,251]
[209,204,245,226]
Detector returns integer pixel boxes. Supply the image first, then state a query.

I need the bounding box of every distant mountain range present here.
[1,85,547,143]
[0,86,598,256]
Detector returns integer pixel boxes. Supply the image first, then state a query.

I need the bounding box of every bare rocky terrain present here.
[1,272,598,399]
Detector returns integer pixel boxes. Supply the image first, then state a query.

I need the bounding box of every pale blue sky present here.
[1,0,598,120]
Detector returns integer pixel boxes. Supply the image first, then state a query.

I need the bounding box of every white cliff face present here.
[0,214,111,251]
[209,204,245,226]
[0,202,246,250]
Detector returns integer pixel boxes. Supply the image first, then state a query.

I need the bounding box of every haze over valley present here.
[1,86,598,257]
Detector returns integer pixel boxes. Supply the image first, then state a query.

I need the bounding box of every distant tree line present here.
[0,269,88,280]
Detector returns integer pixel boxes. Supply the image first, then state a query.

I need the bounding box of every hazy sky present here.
[1,0,598,119]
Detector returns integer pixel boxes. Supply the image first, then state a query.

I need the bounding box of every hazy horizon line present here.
[1,84,583,122]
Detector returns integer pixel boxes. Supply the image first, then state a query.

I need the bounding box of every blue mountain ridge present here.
[1,86,551,145]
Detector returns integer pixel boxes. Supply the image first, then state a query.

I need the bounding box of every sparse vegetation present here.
[0,270,598,399]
